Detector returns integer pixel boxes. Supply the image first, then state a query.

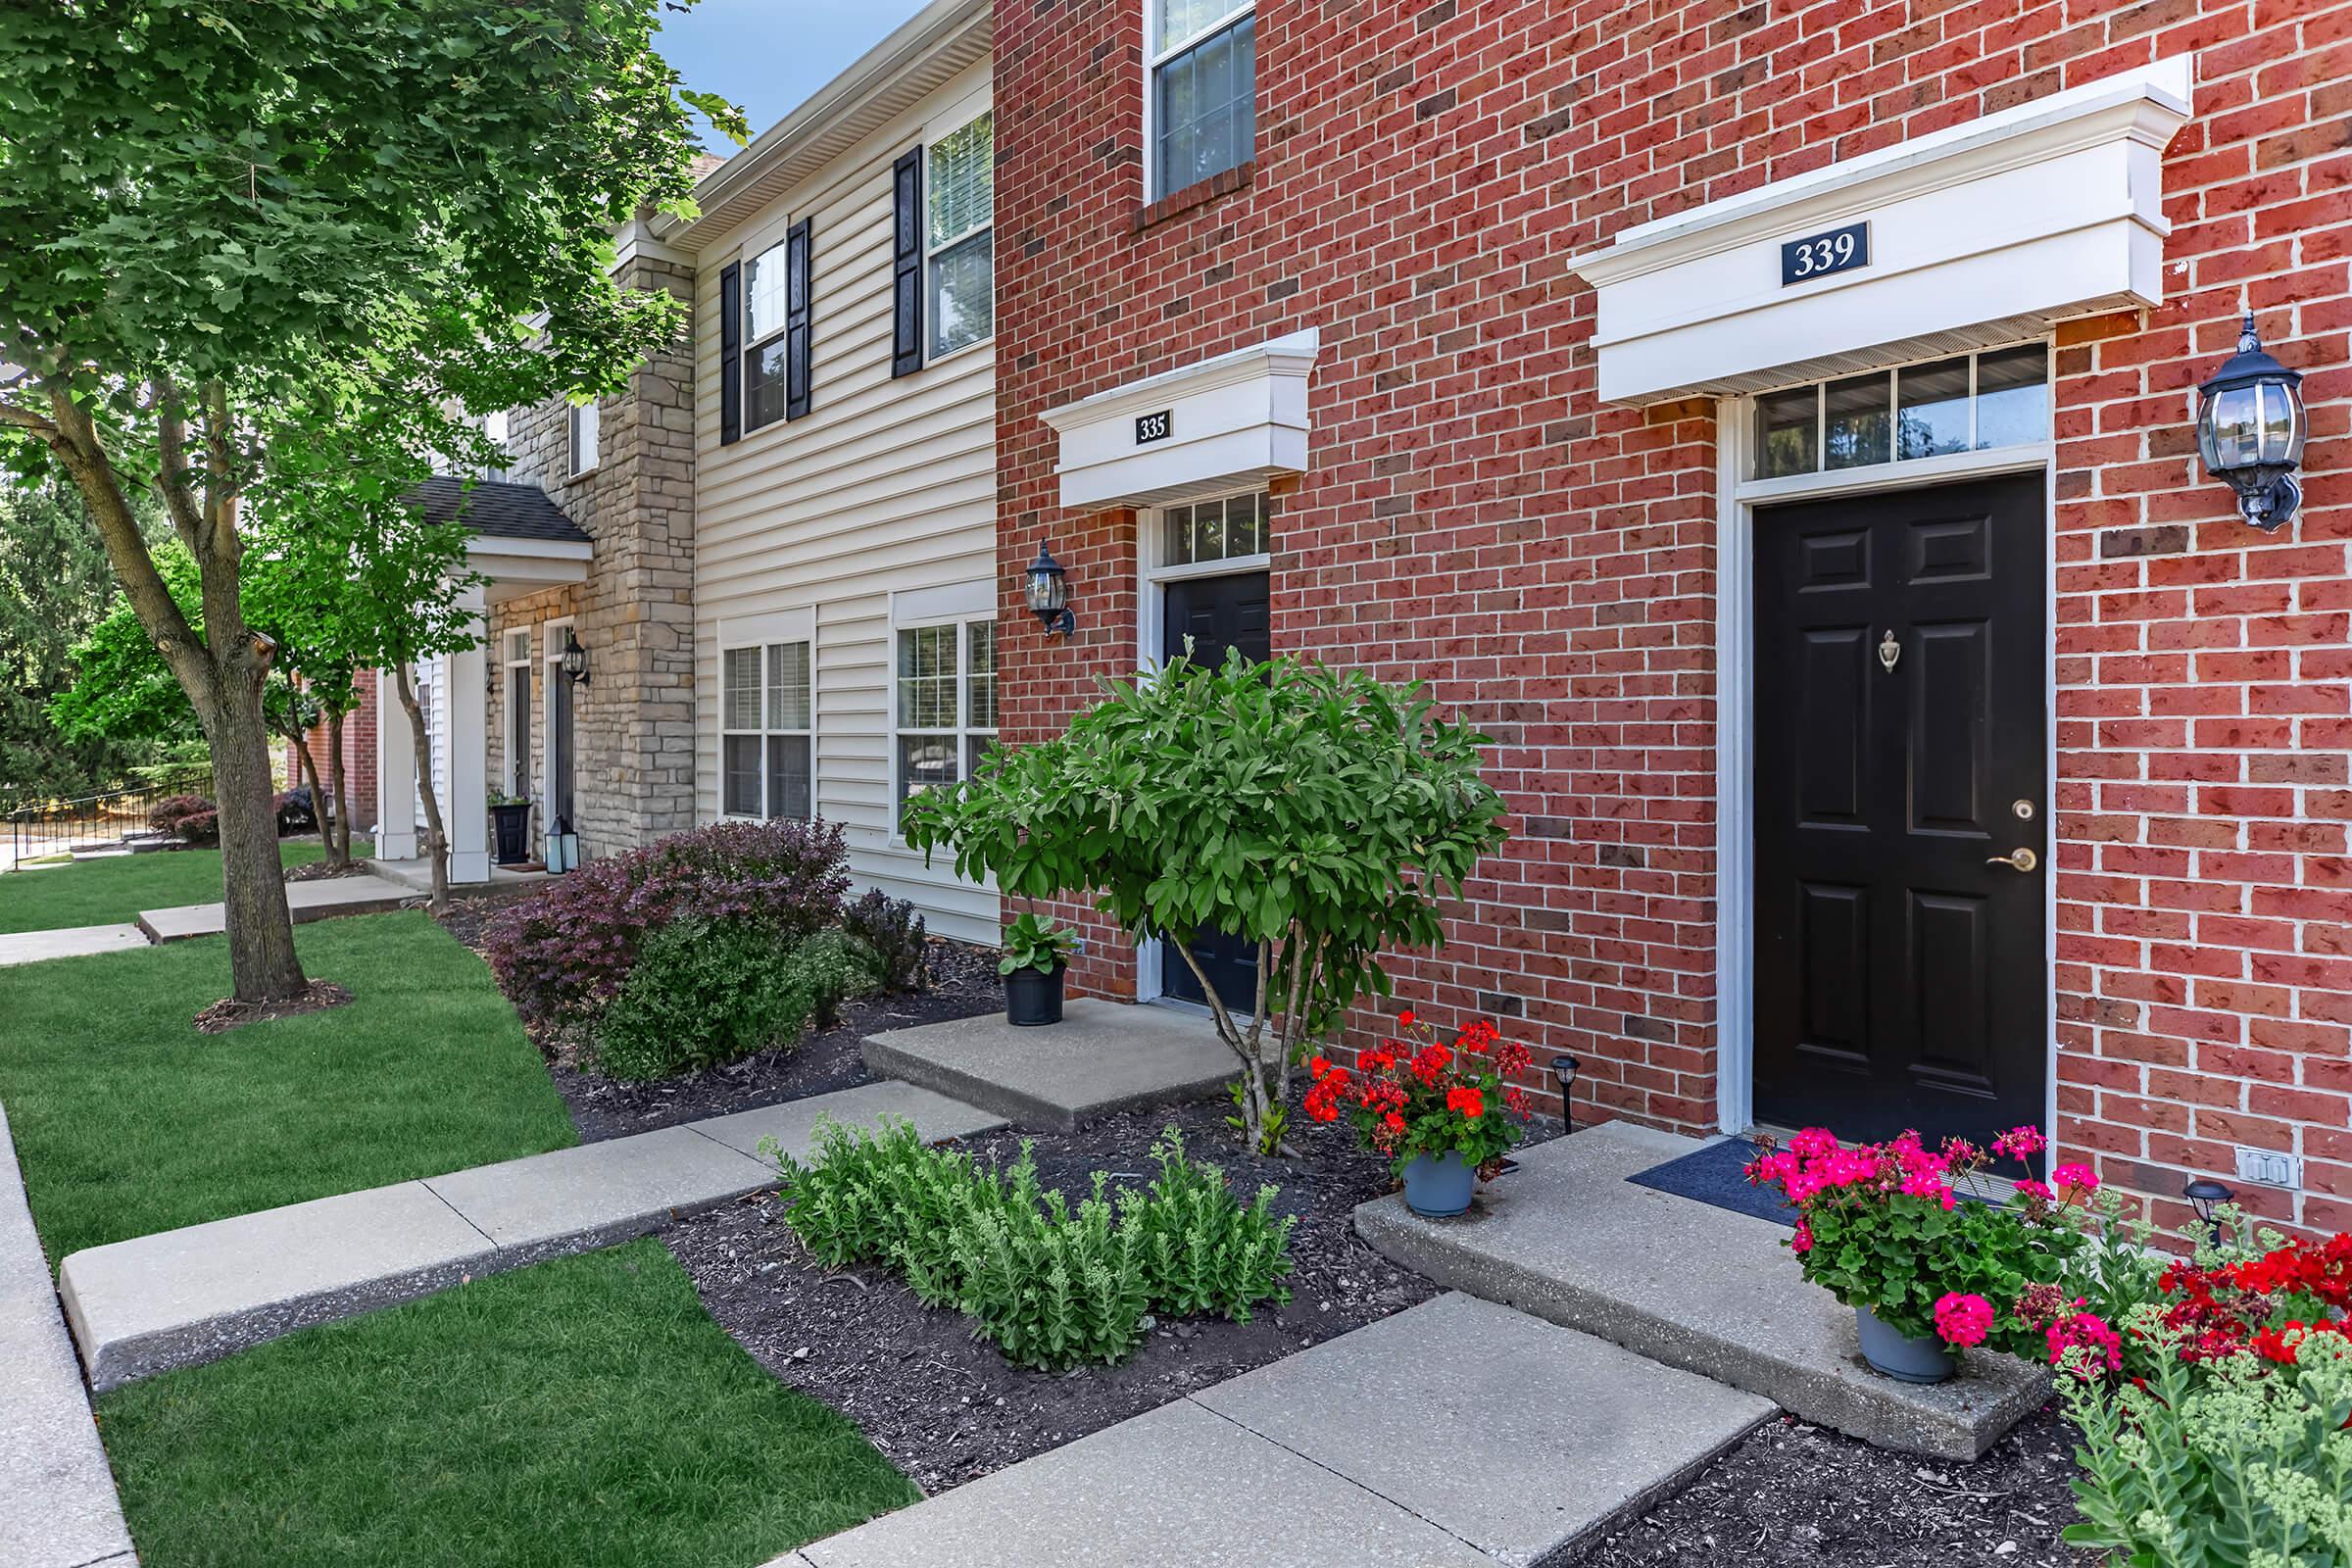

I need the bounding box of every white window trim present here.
[741,232,796,435]
[502,629,533,801]
[887,603,998,844]
[718,637,815,822]
[567,402,599,479]
[1134,486,1273,675]
[1143,0,1256,201]
[924,111,996,361]
[540,617,573,834]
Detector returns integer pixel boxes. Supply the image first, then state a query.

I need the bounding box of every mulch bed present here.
[1572,1403,2090,1567]
[663,1099,1449,1493]
[282,857,375,884]
[193,980,355,1034]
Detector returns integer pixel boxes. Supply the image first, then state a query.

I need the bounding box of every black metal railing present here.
[3,764,216,871]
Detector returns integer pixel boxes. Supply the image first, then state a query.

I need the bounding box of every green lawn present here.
[99,1240,916,1568]
[0,840,326,933]
[0,910,576,1264]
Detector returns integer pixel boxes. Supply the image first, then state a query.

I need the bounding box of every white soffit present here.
[467,535,591,603]
[1041,329,1321,511]
[1566,57,2194,405]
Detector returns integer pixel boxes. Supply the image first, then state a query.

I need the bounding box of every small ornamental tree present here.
[903,653,1509,1152]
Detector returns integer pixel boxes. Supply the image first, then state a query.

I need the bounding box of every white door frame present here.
[1132,493,1274,1006]
[542,615,574,841]
[502,628,534,801]
[1713,377,2059,1145]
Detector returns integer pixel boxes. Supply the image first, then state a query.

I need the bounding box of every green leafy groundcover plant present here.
[903,653,1508,1151]
[764,1119,1294,1370]
[1745,1125,2091,1354]
[592,919,879,1081]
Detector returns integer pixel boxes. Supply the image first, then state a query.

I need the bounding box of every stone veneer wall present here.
[483,252,699,861]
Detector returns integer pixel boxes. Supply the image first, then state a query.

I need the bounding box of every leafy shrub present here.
[175,808,220,846]
[2063,1309,2352,1563]
[274,787,317,833]
[593,920,880,1081]
[765,1119,1294,1371]
[841,890,927,993]
[149,794,213,835]
[484,817,852,1029]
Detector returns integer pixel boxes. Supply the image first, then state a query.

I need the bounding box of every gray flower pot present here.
[1402,1152,1476,1217]
[1855,1305,1957,1384]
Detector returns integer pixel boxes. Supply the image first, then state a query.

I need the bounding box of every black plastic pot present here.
[490,801,533,865]
[1004,959,1066,1026]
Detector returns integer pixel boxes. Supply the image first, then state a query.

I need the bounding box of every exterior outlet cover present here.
[2232,1146,2303,1191]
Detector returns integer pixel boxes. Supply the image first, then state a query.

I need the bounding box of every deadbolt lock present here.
[2013,799,2035,821]
[1985,847,2039,873]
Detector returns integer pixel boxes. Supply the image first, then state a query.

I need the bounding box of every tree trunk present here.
[39,385,306,1003]
[324,708,351,866]
[291,729,332,858]
[390,663,449,911]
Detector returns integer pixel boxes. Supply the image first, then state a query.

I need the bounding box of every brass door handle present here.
[1985,848,2038,873]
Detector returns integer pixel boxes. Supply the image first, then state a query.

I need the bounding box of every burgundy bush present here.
[483,817,853,1029]
[175,808,220,846]
[149,794,215,835]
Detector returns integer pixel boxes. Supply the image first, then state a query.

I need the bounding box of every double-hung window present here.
[926,112,994,358]
[721,641,814,820]
[1151,1,1255,198]
[894,617,996,827]
[567,399,599,476]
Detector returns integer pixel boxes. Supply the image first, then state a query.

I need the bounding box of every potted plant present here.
[487,791,532,865]
[1302,1012,1534,1216]
[1745,1126,2095,1383]
[999,910,1078,1026]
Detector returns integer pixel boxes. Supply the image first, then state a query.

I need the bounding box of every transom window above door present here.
[721,641,813,821]
[1151,0,1255,197]
[1161,490,1269,567]
[1753,343,2049,481]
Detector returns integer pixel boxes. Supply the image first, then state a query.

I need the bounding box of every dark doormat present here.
[1627,1137,1794,1228]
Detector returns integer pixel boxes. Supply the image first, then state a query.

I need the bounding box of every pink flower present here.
[1991,1125,2046,1159]
[2013,1178,2053,1202]
[1788,1128,1840,1157]
[1791,1219,1813,1254]
[2050,1162,2099,1197]
[2046,1310,2122,1379]
[1933,1292,1995,1348]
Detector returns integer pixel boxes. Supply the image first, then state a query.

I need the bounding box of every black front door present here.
[1160,569,1270,1012]
[1752,473,2047,1151]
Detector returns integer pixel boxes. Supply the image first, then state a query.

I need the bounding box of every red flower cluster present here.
[1303,1014,1534,1171]
[2153,1233,2352,1366]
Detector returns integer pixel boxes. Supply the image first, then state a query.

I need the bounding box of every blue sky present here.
[658,0,933,151]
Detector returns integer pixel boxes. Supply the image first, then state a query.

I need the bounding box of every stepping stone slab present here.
[60,1180,495,1394]
[688,1082,1005,1163]
[862,998,1240,1130]
[0,1104,138,1568]
[1353,1120,2049,1460]
[794,1397,1494,1568]
[1194,1292,1775,1565]
[138,872,415,942]
[0,923,149,967]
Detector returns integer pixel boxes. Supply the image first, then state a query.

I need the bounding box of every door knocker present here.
[1878,629,1900,673]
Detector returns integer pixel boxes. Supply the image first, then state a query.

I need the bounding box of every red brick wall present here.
[993,0,2352,1236]
[282,667,378,833]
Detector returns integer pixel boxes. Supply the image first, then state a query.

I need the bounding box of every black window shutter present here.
[718,260,742,446]
[891,147,924,378]
[785,218,813,422]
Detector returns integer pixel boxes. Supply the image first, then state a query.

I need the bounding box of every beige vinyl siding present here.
[692,66,998,944]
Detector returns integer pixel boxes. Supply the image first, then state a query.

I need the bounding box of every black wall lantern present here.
[560,629,590,686]
[1024,544,1076,638]
[2184,1175,2234,1242]
[2197,315,2306,532]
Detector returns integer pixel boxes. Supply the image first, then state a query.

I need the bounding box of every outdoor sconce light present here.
[1023,544,1076,638]
[2197,315,2306,532]
[1551,1054,1580,1133]
[560,630,590,687]
[2184,1175,2234,1240]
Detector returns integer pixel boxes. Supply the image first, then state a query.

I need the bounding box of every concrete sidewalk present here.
[778,1294,1774,1568]
[863,999,1241,1129]
[60,1080,1004,1392]
[0,924,150,967]
[0,1103,138,1568]
[137,872,416,942]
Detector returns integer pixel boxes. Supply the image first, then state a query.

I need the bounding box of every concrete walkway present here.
[1354,1120,2048,1459]
[137,871,416,942]
[864,999,1240,1129]
[60,1081,1004,1392]
[0,1104,138,1568]
[0,924,150,967]
[775,1293,1774,1568]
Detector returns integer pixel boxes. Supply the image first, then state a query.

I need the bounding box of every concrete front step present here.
[862,998,1245,1130]
[137,871,417,942]
[1353,1121,2048,1461]
[59,1081,1003,1392]
[782,1294,1772,1568]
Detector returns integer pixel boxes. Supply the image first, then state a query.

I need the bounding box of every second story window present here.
[567,399,598,477]
[927,111,994,359]
[1152,0,1255,198]
[742,219,814,432]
